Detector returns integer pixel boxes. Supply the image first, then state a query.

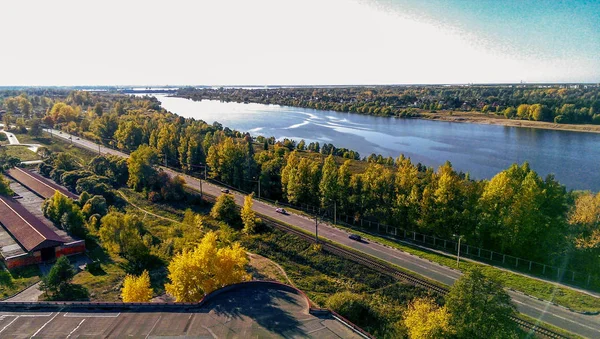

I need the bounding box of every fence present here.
[289,202,600,290]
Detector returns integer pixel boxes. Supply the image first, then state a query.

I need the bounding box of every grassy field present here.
[0,265,41,300]
[2,145,40,161]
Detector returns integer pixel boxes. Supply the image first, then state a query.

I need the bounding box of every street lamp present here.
[453,234,465,268]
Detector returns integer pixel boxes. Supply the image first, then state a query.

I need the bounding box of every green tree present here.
[445,268,518,339]
[127,145,159,191]
[210,193,240,226]
[319,155,338,207]
[41,256,75,295]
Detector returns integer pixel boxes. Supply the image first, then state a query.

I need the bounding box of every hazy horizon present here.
[1,0,598,86]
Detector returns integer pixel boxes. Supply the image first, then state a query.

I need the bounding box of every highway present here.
[45,129,600,338]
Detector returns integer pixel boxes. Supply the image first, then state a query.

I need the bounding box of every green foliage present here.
[210,194,240,226]
[445,268,518,339]
[41,256,76,295]
[326,291,380,327]
[127,144,159,191]
[0,173,14,196]
[42,191,86,238]
[99,211,149,269]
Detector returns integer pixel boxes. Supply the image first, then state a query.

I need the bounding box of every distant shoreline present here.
[419,111,600,134]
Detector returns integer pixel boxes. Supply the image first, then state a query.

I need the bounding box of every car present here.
[348,234,362,241]
[275,208,287,215]
[220,188,229,193]
[76,137,80,140]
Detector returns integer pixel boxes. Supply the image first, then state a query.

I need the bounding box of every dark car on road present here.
[275,208,287,215]
[348,234,362,241]
[221,188,230,194]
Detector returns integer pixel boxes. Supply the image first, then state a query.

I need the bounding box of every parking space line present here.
[63,312,120,318]
[145,315,161,339]
[30,311,59,338]
[0,316,19,334]
[66,319,85,338]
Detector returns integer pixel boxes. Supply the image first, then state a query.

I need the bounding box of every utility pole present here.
[334,201,336,225]
[315,214,319,243]
[98,144,101,156]
[454,234,464,268]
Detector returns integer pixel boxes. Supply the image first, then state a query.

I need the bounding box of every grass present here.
[14,131,97,163]
[330,222,600,313]
[0,265,41,300]
[2,145,40,161]
[71,244,127,302]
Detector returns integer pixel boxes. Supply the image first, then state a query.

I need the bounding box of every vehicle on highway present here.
[348,234,362,241]
[221,188,230,193]
[275,208,288,215]
[76,137,80,140]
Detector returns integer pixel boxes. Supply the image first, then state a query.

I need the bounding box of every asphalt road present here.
[45,129,600,338]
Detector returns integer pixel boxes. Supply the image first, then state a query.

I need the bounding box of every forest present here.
[176,85,600,124]
[0,89,598,279]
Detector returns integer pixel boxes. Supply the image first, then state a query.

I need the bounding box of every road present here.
[45,129,600,338]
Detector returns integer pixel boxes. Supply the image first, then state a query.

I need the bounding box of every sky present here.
[1,0,598,86]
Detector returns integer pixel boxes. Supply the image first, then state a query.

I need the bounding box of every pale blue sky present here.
[0,0,598,85]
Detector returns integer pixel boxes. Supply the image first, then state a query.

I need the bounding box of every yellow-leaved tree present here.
[403,297,452,339]
[121,270,153,302]
[241,193,256,234]
[165,231,248,302]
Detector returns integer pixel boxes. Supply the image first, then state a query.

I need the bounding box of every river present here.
[153,95,600,191]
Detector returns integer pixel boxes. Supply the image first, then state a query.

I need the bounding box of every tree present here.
[99,211,149,267]
[165,232,248,302]
[320,155,338,207]
[241,193,256,234]
[568,192,600,272]
[127,145,159,191]
[403,297,452,339]
[41,256,75,295]
[121,270,153,302]
[210,193,240,225]
[0,173,14,195]
[445,268,518,339]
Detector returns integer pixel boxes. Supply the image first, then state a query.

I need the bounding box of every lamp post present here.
[453,234,465,268]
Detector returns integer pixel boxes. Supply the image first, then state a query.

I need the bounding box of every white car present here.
[275,208,287,215]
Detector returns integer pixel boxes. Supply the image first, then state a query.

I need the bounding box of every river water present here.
[154,95,600,191]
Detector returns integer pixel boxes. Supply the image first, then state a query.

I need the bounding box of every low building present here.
[0,195,84,269]
[6,168,79,200]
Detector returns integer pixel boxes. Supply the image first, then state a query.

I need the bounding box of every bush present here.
[326,292,379,326]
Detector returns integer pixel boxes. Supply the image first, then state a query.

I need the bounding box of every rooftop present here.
[6,168,79,200]
[0,195,64,252]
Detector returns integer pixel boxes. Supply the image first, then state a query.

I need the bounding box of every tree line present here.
[13,90,598,277]
[176,85,600,124]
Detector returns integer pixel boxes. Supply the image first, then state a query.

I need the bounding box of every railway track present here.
[261,218,569,339]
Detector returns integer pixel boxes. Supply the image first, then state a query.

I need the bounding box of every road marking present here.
[0,316,19,334]
[30,311,59,338]
[145,315,162,339]
[63,312,120,318]
[512,299,600,332]
[66,319,85,338]
[202,325,218,339]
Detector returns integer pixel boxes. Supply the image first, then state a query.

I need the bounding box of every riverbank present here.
[419,111,600,134]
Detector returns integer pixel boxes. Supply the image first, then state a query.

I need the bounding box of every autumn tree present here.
[403,297,452,339]
[99,211,149,268]
[127,145,159,191]
[121,270,153,302]
[0,173,13,195]
[165,232,248,302]
[210,193,240,226]
[241,193,256,234]
[445,268,518,339]
[320,155,338,207]
[568,192,600,272]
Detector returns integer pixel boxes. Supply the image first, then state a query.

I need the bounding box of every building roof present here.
[0,195,64,252]
[6,168,79,200]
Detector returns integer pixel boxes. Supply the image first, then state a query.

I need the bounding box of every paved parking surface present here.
[0,284,365,338]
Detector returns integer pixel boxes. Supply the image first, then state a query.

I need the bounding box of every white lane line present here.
[30,311,59,338]
[66,319,85,338]
[145,315,161,339]
[63,312,120,318]
[0,316,19,334]
[512,299,600,332]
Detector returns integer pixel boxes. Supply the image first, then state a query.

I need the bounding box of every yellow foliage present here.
[165,231,249,302]
[121,270,153,302]
[241,193,256,234]
[403,297,452,339]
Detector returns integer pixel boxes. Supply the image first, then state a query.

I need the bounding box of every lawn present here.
[2,145,40,162]
[0,265,41,300]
